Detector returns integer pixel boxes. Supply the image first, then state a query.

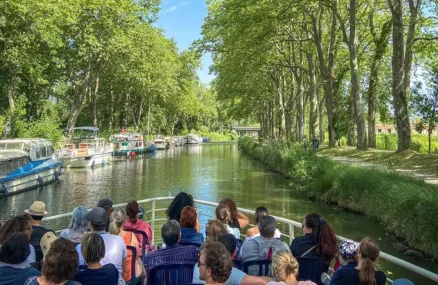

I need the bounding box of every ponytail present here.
[108,220,122,235]
[359,255,377,285]
[271,250,299,281]
[358,237,380,285]
[304,213,337,261]
[109,207,126,236]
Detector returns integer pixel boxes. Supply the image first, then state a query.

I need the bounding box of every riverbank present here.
[239,137,438,259]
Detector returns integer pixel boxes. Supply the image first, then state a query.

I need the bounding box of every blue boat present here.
[202,137,211,143]
[0,139,62,197]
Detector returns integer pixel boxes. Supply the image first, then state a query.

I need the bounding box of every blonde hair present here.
[109,208,126,235]
[271,250,299,281]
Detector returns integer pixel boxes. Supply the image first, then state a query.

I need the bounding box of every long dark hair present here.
[166,192,195,223]
[359,237,380,285]
[219,198,238,223]
[304,213,337,261]
[0,215,31,244]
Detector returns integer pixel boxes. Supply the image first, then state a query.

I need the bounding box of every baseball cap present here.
[87,207,108,226]
[339,239,359,260]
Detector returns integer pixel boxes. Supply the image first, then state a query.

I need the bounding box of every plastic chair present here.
[232,259,243,270]
[243,259,272,277]
[296,257,329,285]
[146,263,196,285]
[125,229,149,262]
[126,245,140,285]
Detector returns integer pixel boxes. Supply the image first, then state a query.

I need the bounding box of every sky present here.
[156,0,214,84]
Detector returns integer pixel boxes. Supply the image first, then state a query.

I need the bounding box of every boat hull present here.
[155,143,166,150]
[112,148,147,159]
[0,160,62,197]
[62,152,112,168]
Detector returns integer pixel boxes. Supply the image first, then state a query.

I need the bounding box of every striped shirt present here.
[146,245,198,271]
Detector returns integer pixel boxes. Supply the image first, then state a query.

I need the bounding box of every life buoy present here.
[1,182,8,199]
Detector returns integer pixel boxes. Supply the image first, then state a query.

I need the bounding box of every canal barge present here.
[153,135,166,150]
[0,139,62,197]
[60,127,112,168]
[111,133,147,159]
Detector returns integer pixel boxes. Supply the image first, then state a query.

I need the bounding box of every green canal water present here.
[0,142,436,284]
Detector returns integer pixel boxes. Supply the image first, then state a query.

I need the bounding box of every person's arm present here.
[121,257,127,278]
[237,212,249,228]
[131,233,140,256]
[246,227,255,237]
[195,218,200,233]
[241,275,272,285]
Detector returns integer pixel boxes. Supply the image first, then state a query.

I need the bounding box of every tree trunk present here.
[428,128,431,154]
[7,77,16,113]
[349,0,367,149]
[147,99,151,136]
[389,0,412,151]
[109,84,114,131]
[92,76,99,127]
[296,71,305,141]
[347,96,355,146]
[307,53,319,140]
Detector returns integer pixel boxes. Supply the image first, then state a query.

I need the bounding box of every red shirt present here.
[123,218,153,252]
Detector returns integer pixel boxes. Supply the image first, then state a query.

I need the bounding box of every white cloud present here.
[164,1,191,13]
[165,5,178,12]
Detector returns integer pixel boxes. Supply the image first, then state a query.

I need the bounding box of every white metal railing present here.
[43,196,438,284]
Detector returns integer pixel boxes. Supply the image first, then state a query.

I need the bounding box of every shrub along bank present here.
[239,137,438,258]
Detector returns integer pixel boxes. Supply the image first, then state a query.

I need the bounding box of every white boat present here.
[111,133,146,159]
[60,127,112,168]
[0,139,62,197]
[165,137,176,148]
[186,134,202,144]
[174,136,185,146]
[153,135,166,150]
[44,196,438,284]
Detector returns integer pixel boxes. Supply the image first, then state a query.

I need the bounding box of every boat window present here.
[41,147,47,158]
[0,144,6,150]
[47,146,54,156]
[35,147,42,160]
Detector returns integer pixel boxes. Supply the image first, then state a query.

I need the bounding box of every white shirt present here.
[76,232,127,285]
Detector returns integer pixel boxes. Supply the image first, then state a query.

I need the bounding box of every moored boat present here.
[145,142,157,153]
[186,133,202,144]
[174,136,185,146]
[202,137,211,143]
[164,137,176,148]
[0,139,62,197]
[153,135,166,150]
[111,133,146,159]
[60,127,112,168]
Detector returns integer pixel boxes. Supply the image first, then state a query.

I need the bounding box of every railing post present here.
[289,224,294,245]
[151,200,156,244]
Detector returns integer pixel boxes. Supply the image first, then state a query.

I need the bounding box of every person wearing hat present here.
[40,232,58,260]
[321,239,359,285]
[25,201,55,247]
[76,207,127,285]
[97,198,114,232]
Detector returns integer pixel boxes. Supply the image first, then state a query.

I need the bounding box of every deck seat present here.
[243,259,272,277]
[296,256,329,285]
[147,263,196,285]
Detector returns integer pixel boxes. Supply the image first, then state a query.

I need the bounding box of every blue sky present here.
[156,0,214,84]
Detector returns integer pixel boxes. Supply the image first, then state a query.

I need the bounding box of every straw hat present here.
[24,201,48,216]
[40,232,58,258]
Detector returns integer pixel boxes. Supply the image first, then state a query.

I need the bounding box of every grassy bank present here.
[239,137,438,258]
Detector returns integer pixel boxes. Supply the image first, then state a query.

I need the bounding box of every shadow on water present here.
[0,142,436,284]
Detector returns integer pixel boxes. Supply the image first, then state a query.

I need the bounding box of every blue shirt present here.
[74,264,119,285]
[0,266,40,285]
[180,228,204,245]
[330,263,386,285]
[192,262,245,285]
[146,244,198,271]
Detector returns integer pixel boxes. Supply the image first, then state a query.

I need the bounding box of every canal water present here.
[0,142,436,284]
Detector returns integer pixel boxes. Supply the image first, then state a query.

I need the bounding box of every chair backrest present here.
[126,245,140,285]
[179,241,201,249]
[232,259,243,270]
[235,239,243,258]
[147,263,196,285]
[125,229,149,258]
[296,257,329,285]
[33,245,43,263]
[243,259,272,277]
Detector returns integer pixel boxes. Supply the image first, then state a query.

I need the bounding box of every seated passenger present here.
[76,207,127,285]
[145,220,198,271]
[241,216,290,262]
[219,198,250,230]
[25,238,80,285]
[206,219,228,242]
[40,232,58,259]
[329,237,386,285]
[123,200,153,252]
[322,240,359,285]
[216,205,241,240]
[246,207,281,240]
[25,201,56,247]
[290,213,336,283]
[97,198,114,232]
[60,206,89,243]
[198,241,233,285]
[267,250,316,285]
[0,233,41,285]
[110,207,146,284]
[180,206,204,245]
[73,233,118,285]
[193,233,272,285]
[0,215,36,266]
[166,192,200,232]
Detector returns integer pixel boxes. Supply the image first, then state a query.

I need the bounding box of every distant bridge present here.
[232,126,261,137]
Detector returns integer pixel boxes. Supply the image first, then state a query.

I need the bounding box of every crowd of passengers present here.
[0,192,416,285]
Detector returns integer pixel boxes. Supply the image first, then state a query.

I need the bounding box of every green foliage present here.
[239,137,438,258]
